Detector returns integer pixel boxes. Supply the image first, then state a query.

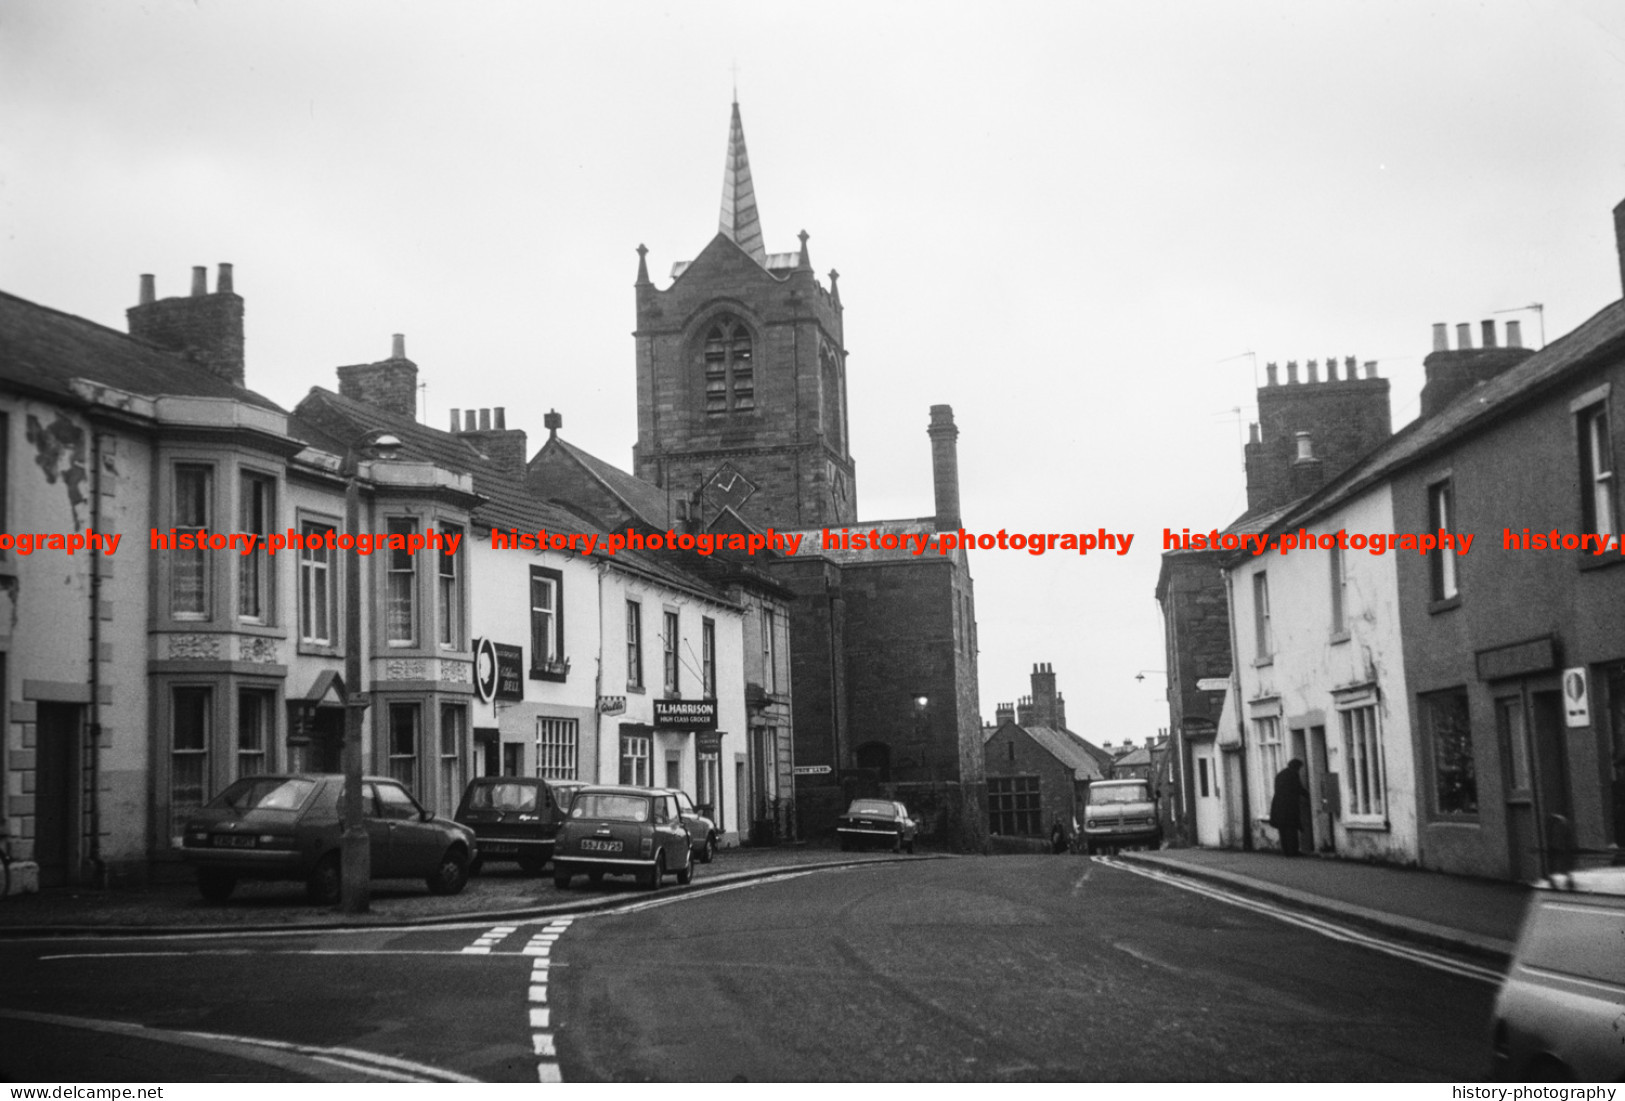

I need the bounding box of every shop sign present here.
[654,699,718,731]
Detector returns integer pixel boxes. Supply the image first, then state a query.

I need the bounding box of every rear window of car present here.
[465,782,540,812]
[848,800,895,816]
[571,793,651,822]
[209,777,317,812]
[1089,783,1151,805]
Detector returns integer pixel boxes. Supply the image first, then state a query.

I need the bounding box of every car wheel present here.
[468,856,484,877]
[906,837,915,855]
[641,852,666,891]
[676,849,694,886]
[306,853,341,905]
[517,855,547,876]
[427,847,470,896]
[701,835,717,864]
[197,870,237,903]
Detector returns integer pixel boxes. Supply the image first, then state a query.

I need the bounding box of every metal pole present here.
[341,455,371,913]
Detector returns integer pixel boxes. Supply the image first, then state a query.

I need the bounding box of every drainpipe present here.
[87,429,106,886]
[1221,568,1254,851]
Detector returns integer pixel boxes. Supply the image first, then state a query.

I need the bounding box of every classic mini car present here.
[455,776,586,874]
[1081,778,1161,854]
[1490,866,1625,1081]
[552,786,695,890]
[180,773,477,904]
[836,799,917,853]
[658,787,720,863]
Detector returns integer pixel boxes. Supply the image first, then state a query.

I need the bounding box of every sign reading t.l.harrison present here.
[653,699,718,731]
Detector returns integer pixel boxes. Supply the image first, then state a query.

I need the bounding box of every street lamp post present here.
[340,432,401,914]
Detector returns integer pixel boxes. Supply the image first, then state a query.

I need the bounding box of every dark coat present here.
[1268,764,1308,830]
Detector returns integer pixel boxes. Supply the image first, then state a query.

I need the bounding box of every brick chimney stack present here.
[127,263,245,386]
[994,702,1015,727]
[1419,319,1535,419]
[454,406,529,475]
[1029,662,1059,728]
[928,404,961,533]
[336,334,419,419]
[1244,349,1390,514]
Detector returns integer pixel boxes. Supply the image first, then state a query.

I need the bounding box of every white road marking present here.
[537,1063,562,1082]
[532,1033,556,1057]
[529,984,548,1002]
[529,1007,551,1029]
[1097,857,1503,984]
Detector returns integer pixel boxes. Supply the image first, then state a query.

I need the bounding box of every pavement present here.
[0,840,1536,968]
[1115,846,1530,965]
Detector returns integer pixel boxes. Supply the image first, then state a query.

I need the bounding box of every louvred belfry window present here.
[703,316,754,414]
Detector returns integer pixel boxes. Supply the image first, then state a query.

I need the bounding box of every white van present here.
[1490,867,1625,1080]
[1081,778,1161,854]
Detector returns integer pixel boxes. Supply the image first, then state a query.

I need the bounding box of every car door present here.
[654,794,687,868]
[674,791,703,852]
[894,802,915,844]
[375,781,440,877]
[360,782,396,877]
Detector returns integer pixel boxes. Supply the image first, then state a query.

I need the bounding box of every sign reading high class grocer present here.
[654,699,718,730]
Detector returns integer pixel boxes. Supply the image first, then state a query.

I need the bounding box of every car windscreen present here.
[847,800,895,817]
[209,777,317,812]
[465,782,539,812]
[1089,784,1151,805]
[570,793,650,822]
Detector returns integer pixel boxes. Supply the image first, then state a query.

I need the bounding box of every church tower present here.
[632,99,857,531]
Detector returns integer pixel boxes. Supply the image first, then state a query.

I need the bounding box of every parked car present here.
[552,786,695,890]
[1490,866,1625,1081]
[180,773,476,904]
[659,788,719,863]
[836,799,916,853]
[1081,778,1161,854]
[455,776,586,874]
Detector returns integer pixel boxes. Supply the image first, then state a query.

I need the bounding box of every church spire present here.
[718,99,767,265]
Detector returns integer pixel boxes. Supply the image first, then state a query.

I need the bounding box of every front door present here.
[1497,694,1540,882]
[1221,748,1247,848]
[1288,726,1314,853]
[1308,725,1335,854]
[1193,743,1222,847]
[310,707,344,773]
[1530,690,1574,874]
[34,703,82,887]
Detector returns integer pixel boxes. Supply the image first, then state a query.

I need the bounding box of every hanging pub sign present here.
[473,638,499,703]
[598,696,627,715]
[654,699,718,731]
[697,730,722,756]
[493,643,525,702]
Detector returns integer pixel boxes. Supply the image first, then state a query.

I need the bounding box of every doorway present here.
[310,706,344,773]
[1307,724,1335,854]
[1193,742,1222,847]
[1498,688,1576,880]
[34,703,84,888]
[734,757,748,844]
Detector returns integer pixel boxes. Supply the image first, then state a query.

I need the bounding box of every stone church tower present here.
[631,100,857,531]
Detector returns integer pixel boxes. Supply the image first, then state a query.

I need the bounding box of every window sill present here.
[1577,550,1625,572]
[1341,818,1390,832]
[298,641,342,658]
[1329,630,1351,645]
[626,683,646,695]
[1424,816,1482,828]
[1427,595,1461,615]
[1252,656,1273,669]
[530,666,569,683]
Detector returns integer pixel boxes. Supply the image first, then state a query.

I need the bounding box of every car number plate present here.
[213,835,256,848]
[581,839,623,852]
[482,842,517,853]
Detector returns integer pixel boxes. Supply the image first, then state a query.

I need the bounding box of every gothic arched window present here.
[701,315,754,415]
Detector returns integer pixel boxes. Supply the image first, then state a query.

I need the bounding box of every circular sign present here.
[474,637,499,703]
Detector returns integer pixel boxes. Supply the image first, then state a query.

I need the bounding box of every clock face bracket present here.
[703,461,758,513]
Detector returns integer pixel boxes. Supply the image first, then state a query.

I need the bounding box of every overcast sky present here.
[4,0,1624,745]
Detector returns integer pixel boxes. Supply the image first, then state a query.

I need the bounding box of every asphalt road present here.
[0,855,1498,1082]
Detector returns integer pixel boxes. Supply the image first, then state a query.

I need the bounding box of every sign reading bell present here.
[654,699,718,731]
[474,638,525,704]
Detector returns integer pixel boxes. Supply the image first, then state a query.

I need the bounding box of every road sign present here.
[1196,678,1230,692]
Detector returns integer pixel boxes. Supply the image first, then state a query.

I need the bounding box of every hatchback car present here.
[180,773,477,904]
[837,799,917,853]
[552,786,695,890]
[455,776,585,874]
[1081,778,1161,854]
[1490,867,1625,1081]
[659,788,720,863]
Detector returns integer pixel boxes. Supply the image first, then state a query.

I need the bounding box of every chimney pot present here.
[217,263,234,295]
[450,408,461,432]
[191,266,207,296]
[1248,422,1260,444]
[1432,323,1449,352]
[1456,323,1472,350]
[1363,360,1377,379]
[1295,431,1313,461]
[391,333,406,360]
[1265,362,1279,386]
[927,403,962,532]
[139,274,155,305]
[1482,319,1497,348]
[495,407,506,430]
[479,408,491,431]
[1507,320,1523,348]
[1307,359,1319,383]
[464,410,476,431]
[1344,355,1356,379]
[1287,360,1299,384]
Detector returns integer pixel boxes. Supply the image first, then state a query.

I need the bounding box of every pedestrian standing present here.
[1050,818,1068,854]
[1269,759,1309,856]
